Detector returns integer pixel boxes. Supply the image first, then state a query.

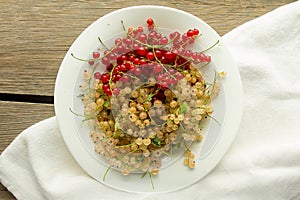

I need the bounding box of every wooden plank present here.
[0,0,294,96]
[0,101,54,153]
[0,101,54,199]
[0,184,15,200]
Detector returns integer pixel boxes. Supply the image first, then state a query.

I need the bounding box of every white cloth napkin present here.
[1,1,300,199]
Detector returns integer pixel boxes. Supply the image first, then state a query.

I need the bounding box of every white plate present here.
[54,5,243,193]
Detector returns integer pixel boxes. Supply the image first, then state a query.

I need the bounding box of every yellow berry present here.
[143,138,151,146]
[139,111,148,120]
[184,158,189,166]
[151,168,159,175]
[135,137,143,145]
[189,161,195,169]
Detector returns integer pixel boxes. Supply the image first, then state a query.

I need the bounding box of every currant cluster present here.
[77,18,221,177]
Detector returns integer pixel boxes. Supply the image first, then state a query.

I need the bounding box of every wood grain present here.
[0,101,54,200]
[0,0,294,96]
[0,101,54,153]
[0,0,295,199]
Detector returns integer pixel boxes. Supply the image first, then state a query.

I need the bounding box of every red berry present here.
[157,74,164,82]
[146,18,154,26]
[184,50,192,57]
[148,31,156,39]
[176,73,184,80]
[140,59,147,65]
[105,88,112,96]
[113,74,122,82]
[133,43,140,50]
[193,28,199,36]
[159,37,168,45]
[102,84,110,91]
[106,64,113,71]
[137,26,144,33]
[123,37,132,46]
[137,47,147,56]
[192,52,198,60]
[133,58,140,65]
[204,55,211,62]
[160,56,168,64]
[128,55,135,62]
[197,53,205,62]
[154,50,162,59]
[127,27,133,33]
[101,73,110,83]
[182,33,189,42]
[93,52,100,59]
[115,38,122,45]
[113,66,120,74]
[187,29,194,37]
[146,52,154,60]
[169,68,176,74]
[134,67,142,75]
[154,64,163,73]
[88,60,94,65]
[113,88,120,95]
[101,57,110,65]
[94,72,101,79]
[109,53,117,61]
[117,45,124,53]
[173,40,181,49]
[164,51,176,62]
[119,64,127,71]
[169,31,180,41]
[121,75,130,82]
[138,34,147,43]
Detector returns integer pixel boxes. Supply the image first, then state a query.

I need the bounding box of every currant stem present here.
[148,171,155,190]
[98,37,109,50]
[71,53,91,62]
[206,114,221,126]
[201,40,220,53]
[121,20,126,32]
[103,166,111,181]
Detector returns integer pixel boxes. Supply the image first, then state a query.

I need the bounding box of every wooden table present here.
[0,0,294,199]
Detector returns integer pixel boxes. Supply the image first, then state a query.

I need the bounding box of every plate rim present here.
[54,5,243,193]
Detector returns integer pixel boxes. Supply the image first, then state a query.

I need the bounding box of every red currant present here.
[121,75,130,82]
[138,34,147,43]
[113,88,120,95]
[119,64,127,71]
[102,84,110,91]
[154,64,163,73]
[101,73,110,83]
[134,67,142,75]
[187,29,194,37]
[176,72,184,80]
[154,50,162,59]
[193,28,199,36]
[159,37,168,45]
[146,18,154,26]
[146,52,154,60]
[93,52,100,59]
[204,55,211,62]
[88,60,94,65]
[94,72,101,79]
[137,26,144,33]
[105,88,112,96]
[115,38,122,45]
[137,47,147,56]
[101,57,110,65]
